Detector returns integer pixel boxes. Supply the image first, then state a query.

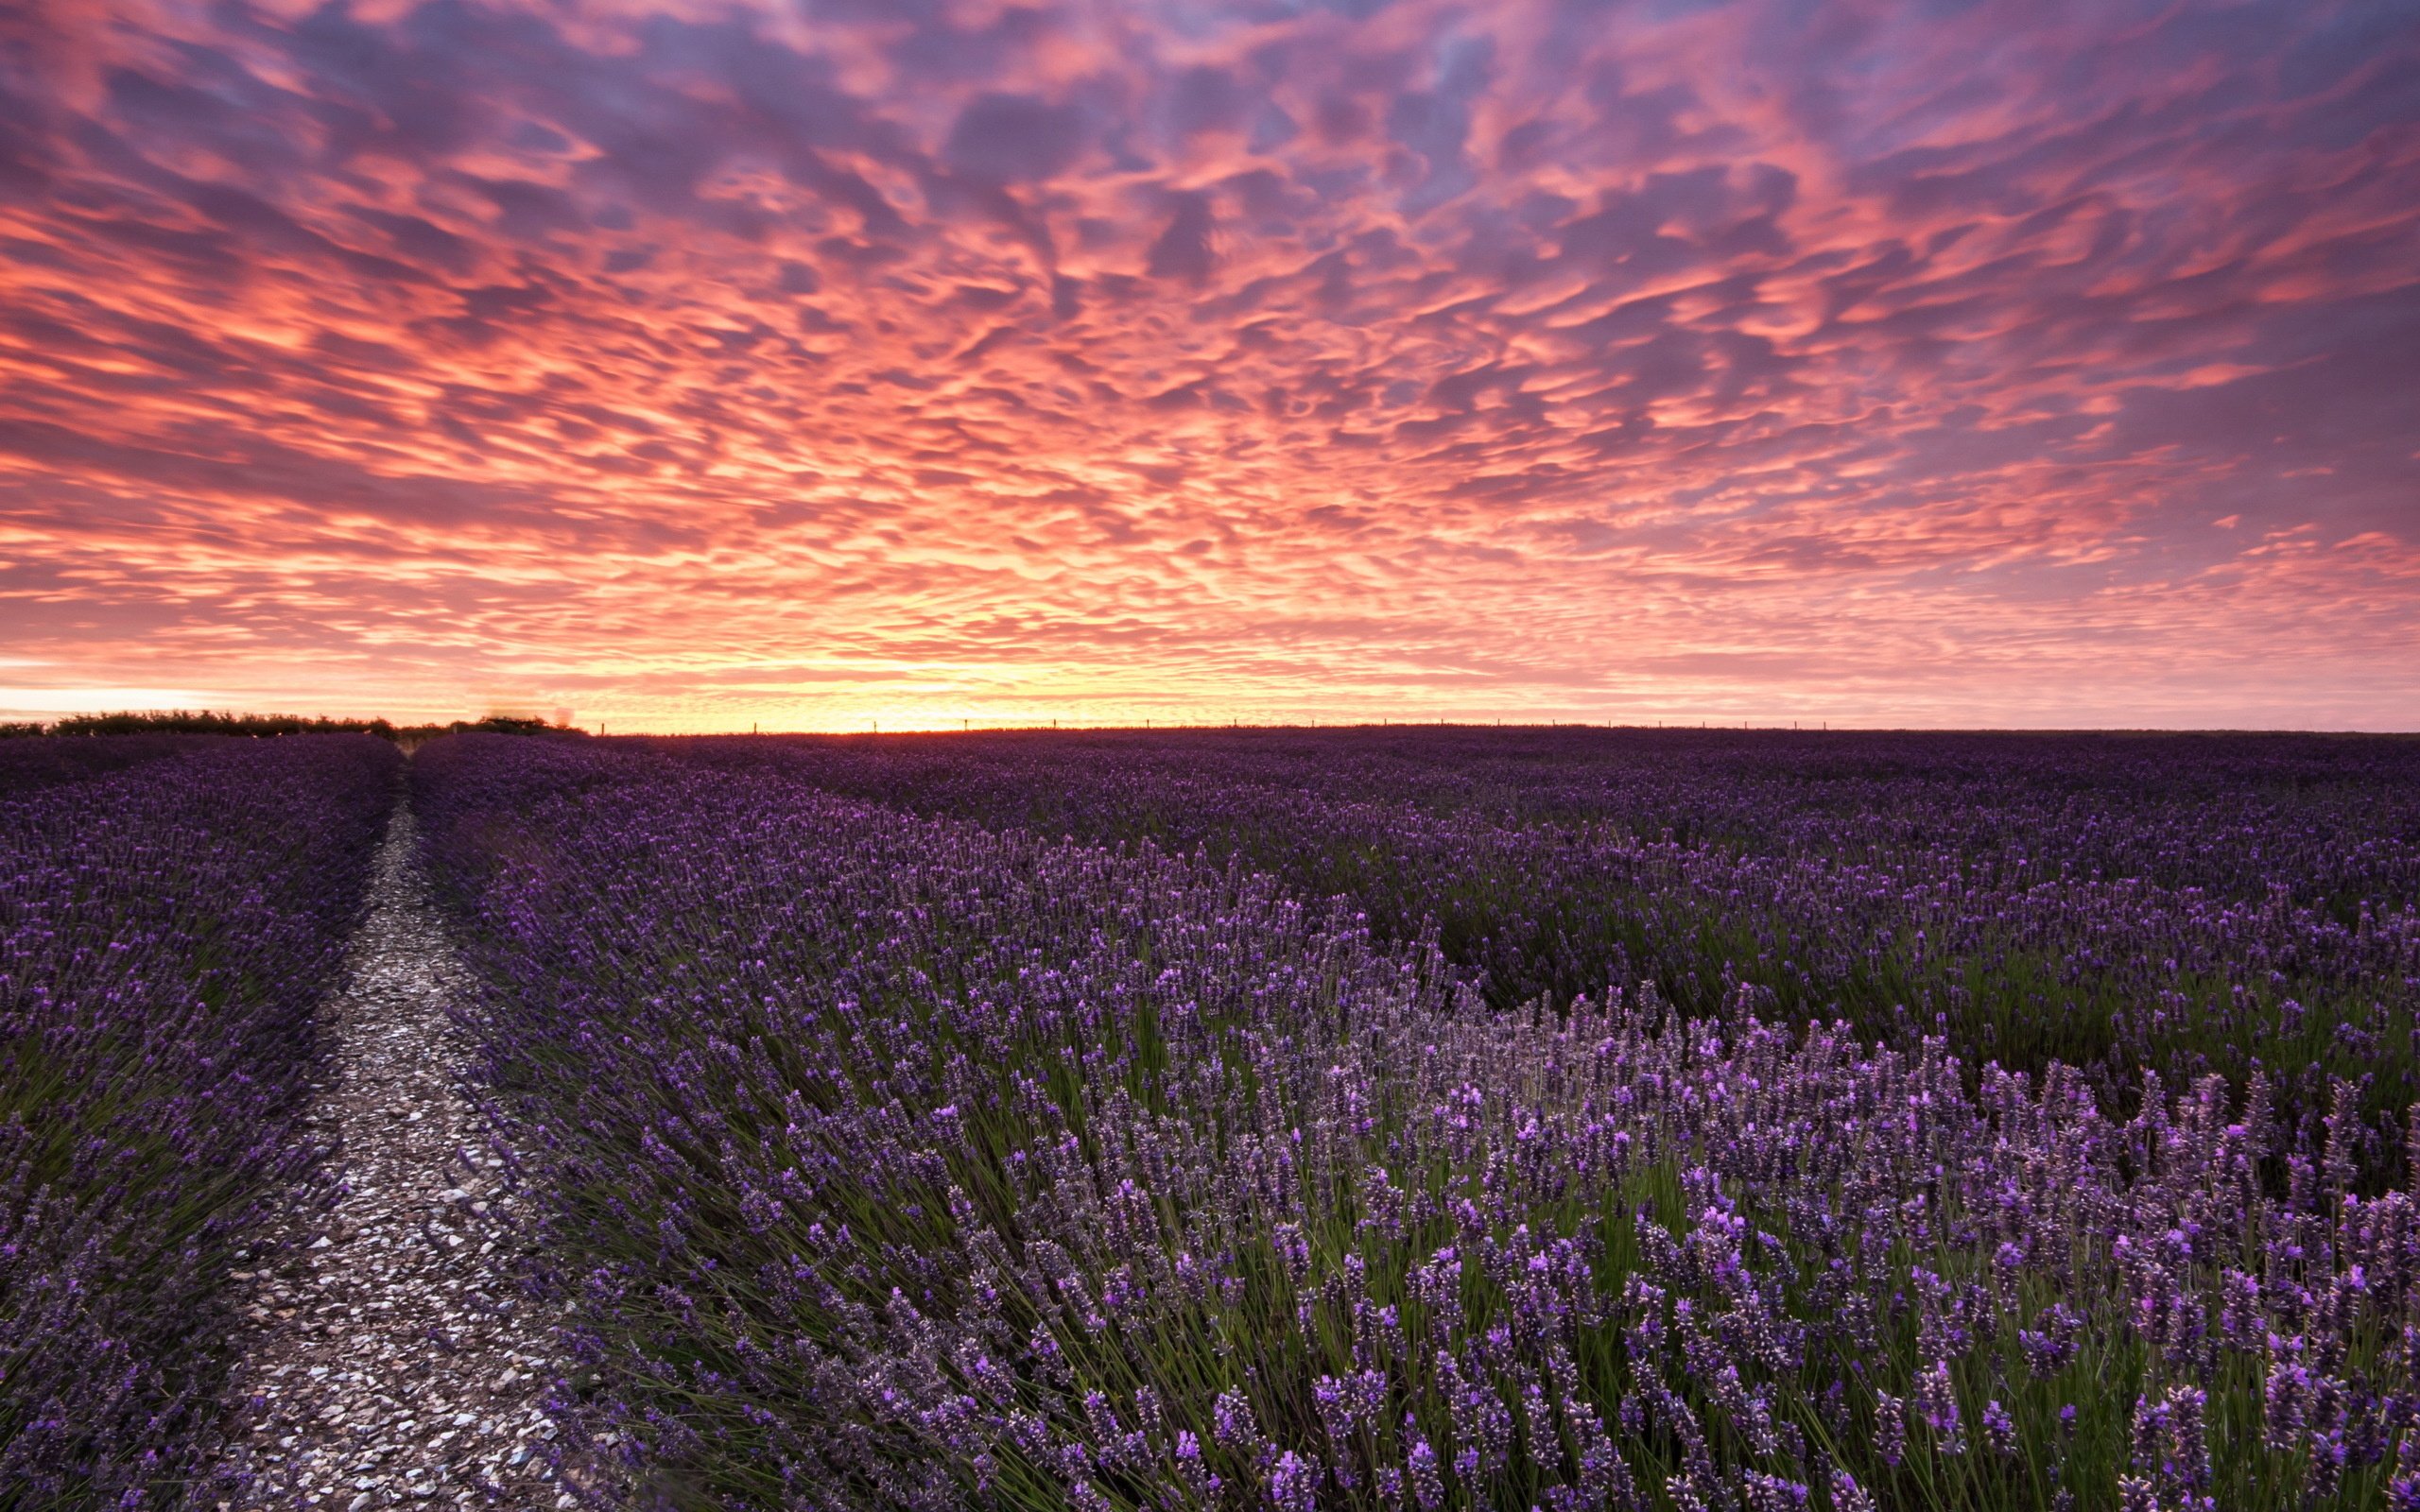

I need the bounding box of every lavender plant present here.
[421,733,2420,1510]
[648,730,2420,1158]
[0,735,397,1506]
[0,734,216,799]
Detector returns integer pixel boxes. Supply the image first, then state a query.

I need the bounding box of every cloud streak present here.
[2,0,2415,728]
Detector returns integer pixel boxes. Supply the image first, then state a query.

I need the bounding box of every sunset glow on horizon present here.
[4,0,2416,732]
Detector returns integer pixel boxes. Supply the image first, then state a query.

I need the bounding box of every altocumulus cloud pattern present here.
[1,0,2415,727]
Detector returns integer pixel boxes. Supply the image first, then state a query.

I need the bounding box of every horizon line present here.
[9,709,2417,741]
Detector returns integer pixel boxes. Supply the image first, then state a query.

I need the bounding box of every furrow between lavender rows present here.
[207,799,602,1512]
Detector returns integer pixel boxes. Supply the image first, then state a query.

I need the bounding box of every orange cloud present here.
[1,0,2415,730]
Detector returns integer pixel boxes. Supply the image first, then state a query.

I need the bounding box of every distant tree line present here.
[0,711,578,740]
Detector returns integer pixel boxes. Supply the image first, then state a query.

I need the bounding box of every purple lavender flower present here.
[1173,1430,1222,1502]
[1406,1435,1445,1511]
[1983,1399,2018,1457]
[1214,1387,1262,1454]
[1914,1360,1966,1455]
[1269,1450,1322,1512]
[1826,1469,1878,1512]
[1874,1391,1909,1467]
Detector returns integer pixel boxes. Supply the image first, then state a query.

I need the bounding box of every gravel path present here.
[210,799,587,1511]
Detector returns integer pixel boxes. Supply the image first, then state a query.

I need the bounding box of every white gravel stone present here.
[211,796,604,1509]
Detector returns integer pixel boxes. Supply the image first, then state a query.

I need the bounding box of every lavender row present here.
[649,729,2420,907]
[0,735,399,1504]
[421,732,2420,1510]
[0,733,220,799]
[644,730,2420,1159]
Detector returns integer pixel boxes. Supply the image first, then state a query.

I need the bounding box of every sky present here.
[2,0,2415,732]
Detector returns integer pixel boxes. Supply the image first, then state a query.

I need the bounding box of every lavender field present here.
[9,728,2420,1510]
[1,736,399,1501]
[412,729,2419,1511]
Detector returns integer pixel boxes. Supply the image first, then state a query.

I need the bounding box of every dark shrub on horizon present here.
[2,711,587,744]
[40,711,402,740]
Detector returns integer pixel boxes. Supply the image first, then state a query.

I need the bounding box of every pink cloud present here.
[0,0,2414,729]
